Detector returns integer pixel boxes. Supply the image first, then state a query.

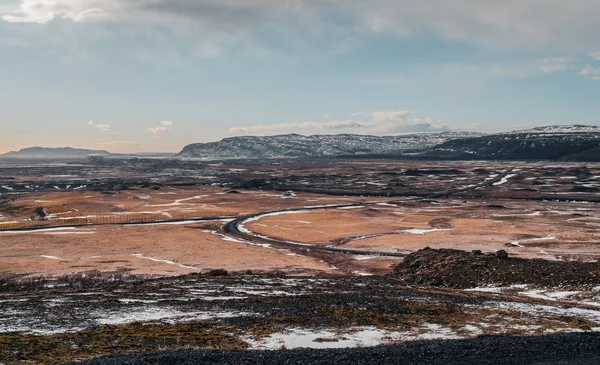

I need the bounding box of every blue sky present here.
[1,0,600,153]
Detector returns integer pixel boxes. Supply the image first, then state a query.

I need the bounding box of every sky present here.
[1,0,600,153]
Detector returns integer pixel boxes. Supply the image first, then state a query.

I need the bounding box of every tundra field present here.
[1,158,600,364]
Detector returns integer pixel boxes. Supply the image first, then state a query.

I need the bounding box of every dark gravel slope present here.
[69,332,600,365]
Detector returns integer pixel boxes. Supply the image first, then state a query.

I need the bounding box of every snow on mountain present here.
[177,132,483,159]
[502,125,600,135]
[431,125,600,161]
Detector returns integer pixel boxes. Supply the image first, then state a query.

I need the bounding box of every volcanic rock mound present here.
[391,248,600,288]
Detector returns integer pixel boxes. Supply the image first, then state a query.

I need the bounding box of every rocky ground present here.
[69,332,600,365]
[392,248,600,288]
[2,268,600,364]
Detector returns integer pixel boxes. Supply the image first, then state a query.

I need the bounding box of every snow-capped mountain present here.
[176,132,482,159]
[429,125,600,161]
[176,125,600,161]
[502,125,600,135]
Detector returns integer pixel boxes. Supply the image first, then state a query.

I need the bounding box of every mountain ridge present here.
[427,125,600,161]
[177,125,600,161]
[0,147,111,158]
[177,131,483,159]
[4,124,599,161]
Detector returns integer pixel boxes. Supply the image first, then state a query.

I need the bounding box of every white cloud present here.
[2,0,111,23]
[100,140,146,146]
[361,111,447,134]
[88,120,113,134]
[590,51,600,61]
[228,120,362,134]
[228,111,448,135]
[145,120,174,134]
[195,43,220,58]
[348,0,600,50]
[538,57,573,73]
[3,0,600,51]
[579,65,600,80]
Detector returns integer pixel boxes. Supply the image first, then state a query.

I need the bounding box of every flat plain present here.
[1,158,600,364]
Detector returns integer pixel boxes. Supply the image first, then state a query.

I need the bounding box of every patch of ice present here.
[5,227,75,233]
[126,219,208,227]
[40,255,64,260]
[43,231,96,235]
[131,254,200,271]
[464,287,505,293]
[95,307,244,326]
[400,228,445,235]
[418,323,462,340]
[493,173,517,186]
[352,271,374,276]
[464,284,528,293]
[518,290,581,301]
[118,299,159,304]
[489,301,600,323]
[145,195,209,207]
[202,230,272,248]
[545,291,581,299]
[249,327,393,350]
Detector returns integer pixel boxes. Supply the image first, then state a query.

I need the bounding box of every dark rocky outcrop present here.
[391,247,600,288]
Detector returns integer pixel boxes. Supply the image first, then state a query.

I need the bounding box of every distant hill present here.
[176,132,483,159]
[1,147,111,158]
[7,124,600,161]
[424,125,600,161]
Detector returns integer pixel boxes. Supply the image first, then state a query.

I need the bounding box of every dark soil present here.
[391,248,600,288]
[68,332,600,365]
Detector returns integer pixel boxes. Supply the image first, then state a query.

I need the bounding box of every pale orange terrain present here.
[1,185,599,278]
[245,199,600,262]
[0,223,337,277]
[0,187,388,277]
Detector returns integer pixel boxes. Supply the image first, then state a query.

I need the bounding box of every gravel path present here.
[69,332,600,365]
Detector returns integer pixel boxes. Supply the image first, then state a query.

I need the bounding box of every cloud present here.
[99,140,147,146]
[590,51,600,61]
[1,0,303,27]
[361,111,448,134]
[2,0,110,23]
[579,65,600,80]
[538,57,573,73]
[195,43,221,58]
[3,0,600,51]
[145,120,174,134]
[347,0,600,50]
[228,111,448,135]
[228,120,362,134]
[88,120,113,134]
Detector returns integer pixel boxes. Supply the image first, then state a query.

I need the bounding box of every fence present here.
[0,210,236,231]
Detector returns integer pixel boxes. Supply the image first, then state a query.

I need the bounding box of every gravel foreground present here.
[70,332,600,365]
